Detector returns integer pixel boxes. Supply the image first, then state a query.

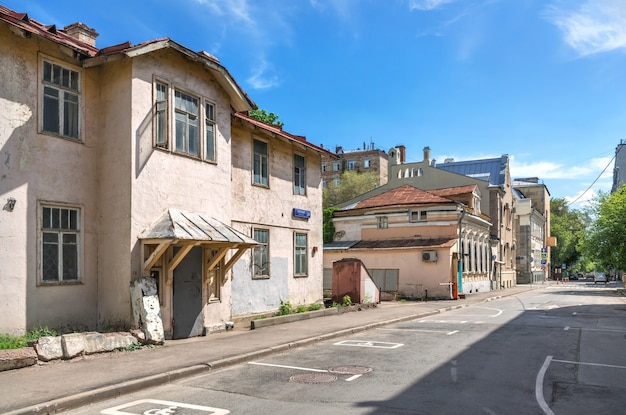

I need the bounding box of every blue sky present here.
[6,0,626,208]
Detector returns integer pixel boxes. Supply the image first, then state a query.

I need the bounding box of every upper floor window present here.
[253,139,269,186]
[41,205,81,283]
[333,161,340,171]
[253,228,270,278]
[294,232,308,277]
[42,60,80,140]
[322,179,327,189]
[364,158,371,168]
[294,154,306,195]
[410,210,428,222]
[377,216,388,229]
[347,160,357,170]
[321,163,326,172]
[205,102,216,161]
[174,90,199,157]
[333,178,340,186]
[154,82,168,147]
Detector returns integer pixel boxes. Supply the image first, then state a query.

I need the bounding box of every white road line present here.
[447,330,459,336]
[345,374,362,382]
[377,328,456,334]
[248,362,327,372]
[536,356,556,415]
[552,359,626,369]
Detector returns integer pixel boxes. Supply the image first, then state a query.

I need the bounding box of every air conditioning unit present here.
[422,251,438,262]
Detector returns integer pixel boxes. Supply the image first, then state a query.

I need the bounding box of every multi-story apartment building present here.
[612,139,626,193]
[0,6,331,338]
[320,142,400,188]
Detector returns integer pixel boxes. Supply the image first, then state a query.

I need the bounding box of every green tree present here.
[580,185,626,272]
[550,198,587,273]
[248,109,284,127]
[323,170,379,209]
[323,207,338,243]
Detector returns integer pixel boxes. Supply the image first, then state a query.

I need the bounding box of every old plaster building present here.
[324,184,492,299]
[0,6,331,337]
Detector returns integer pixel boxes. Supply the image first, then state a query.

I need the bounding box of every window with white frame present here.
[364,158,371,168]
[41,205,80,283]
[294,232,308,277]
[333,161,340,171]
[321,163,326,172]
[154,81,168,147]
[377,216,388,229]
[294,154,306,195]
[333,178,340,186]
[42,60,80,140]
[322,179,327,189]
[174,90,200,156]
[410,210,428,222]
[205,102,216,161]
[347,160,357,170]
[253,139,269,186]
[253,228,270,278]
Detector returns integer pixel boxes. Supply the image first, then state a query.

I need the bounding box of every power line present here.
[568,144,623,206]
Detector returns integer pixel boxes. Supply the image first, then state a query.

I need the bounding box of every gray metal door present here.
[173,246,203,339]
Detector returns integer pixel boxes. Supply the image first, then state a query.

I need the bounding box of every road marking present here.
[333,340,403,349]
[377,328,458,335]
[535,356,556,415]
[551,359,626,370]
[447,330,459,336]
[101,399,229,415]
[346,374,362,382]
[248,362,327,372]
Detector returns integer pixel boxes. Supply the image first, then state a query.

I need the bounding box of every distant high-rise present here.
[611,140,626,193]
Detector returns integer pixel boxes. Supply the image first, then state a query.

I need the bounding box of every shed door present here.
[173,246,203,339]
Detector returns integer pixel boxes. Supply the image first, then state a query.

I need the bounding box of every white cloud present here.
[545,0,626,56]
[247,59,281,90]
[409,0,457,11]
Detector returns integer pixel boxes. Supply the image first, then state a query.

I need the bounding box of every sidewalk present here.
[1,286,538,415]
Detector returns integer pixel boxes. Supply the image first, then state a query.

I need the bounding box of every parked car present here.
[594,272,608,284]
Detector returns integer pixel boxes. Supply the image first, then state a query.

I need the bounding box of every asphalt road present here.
[65,282,626,415]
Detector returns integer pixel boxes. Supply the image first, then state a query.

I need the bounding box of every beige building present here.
[0,6,330,337]
[325,184,492,299]
[334,147,518,291]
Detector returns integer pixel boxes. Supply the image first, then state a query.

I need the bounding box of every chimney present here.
[423,146,431,164]
[63,22,98,47]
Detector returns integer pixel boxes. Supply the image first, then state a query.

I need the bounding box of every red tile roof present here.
[354,185,454,210]
[233,112,336,157]
[0,6,98,57]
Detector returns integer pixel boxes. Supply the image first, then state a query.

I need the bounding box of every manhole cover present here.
[290,373,337,383]
[328,365,373,375]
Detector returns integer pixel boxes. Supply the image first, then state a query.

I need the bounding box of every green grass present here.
[0,326,57,350]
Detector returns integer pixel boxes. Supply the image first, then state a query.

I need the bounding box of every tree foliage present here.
[248,109,284,127]
[323,170,380,209]
[580,185,626,272]
[323,207,338,243]
[549,198,588,273]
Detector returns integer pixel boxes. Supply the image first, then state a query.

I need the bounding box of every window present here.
[253,139,269,186]
[377,216,388,229]
[154,82,168,147]
[410,210,428,222]
[294,154,306,195]
[41,205,80,283]
[333,161,340,171]
[294,233,308,276]
[347,160,357,170]
[42,60,80,140]
[205,102,216,161]
[364,158,371,168]
[321,163,326,172]
[253,229,270,278]
[174,90,199,156]
[322,179,326,189]
[333,178,340,186]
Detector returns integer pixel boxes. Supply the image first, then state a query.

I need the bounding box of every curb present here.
[5,288,535,414]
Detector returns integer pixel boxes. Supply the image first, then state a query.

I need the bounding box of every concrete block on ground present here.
[35,336,63,361]
[0,348,37,371]
[61,333,85,359]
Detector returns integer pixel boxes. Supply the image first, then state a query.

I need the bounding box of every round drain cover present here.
[290,373,337,383]
[328,365,373,375]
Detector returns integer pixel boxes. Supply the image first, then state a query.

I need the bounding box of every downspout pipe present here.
[457,203,466,296]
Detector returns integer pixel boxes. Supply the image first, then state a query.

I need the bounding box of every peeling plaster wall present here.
[0,25,98,333]
[229,121,325,316]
